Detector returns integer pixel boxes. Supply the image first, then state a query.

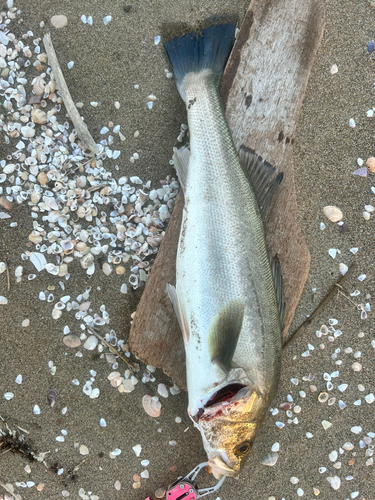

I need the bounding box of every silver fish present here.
[165,23,284,479]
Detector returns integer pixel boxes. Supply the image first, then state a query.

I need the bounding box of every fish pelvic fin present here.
[172,146,190,192]
[166,283,189,343]
[238,145,283,221]
[208,300,244,374]
[164,23,236,101]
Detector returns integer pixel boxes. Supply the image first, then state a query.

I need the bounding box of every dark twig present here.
[283,262,357,348]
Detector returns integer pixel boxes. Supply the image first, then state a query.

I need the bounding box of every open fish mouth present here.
[207,454,238,479]
[192,383,247,423]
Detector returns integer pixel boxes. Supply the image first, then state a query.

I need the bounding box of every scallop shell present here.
[366,157,375,172]
[32,76,46,95]
[31,108,48,124]
[142,395,161,417]
[323,206,343,222]
[51,15,68,29]
[47,388,57,407]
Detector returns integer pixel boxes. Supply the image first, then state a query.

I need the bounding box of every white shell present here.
[30,252,47,272]
[323,206,343,222]
[157,383,169,398]
[63,335,81,348]
[79,444,89,455]
[0,296,8,305]
[33,405,41,415]
[51,15,68,29]
[259,452,278,466]
[326,476,341,490]
[4,392,14,400]
[32,76,46,96]
[132,444,142,457]
[83,335,98,350]
[142,395,161,417]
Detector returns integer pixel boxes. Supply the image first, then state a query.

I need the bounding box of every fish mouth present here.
[207,454,238,479]
[193,383,247,422]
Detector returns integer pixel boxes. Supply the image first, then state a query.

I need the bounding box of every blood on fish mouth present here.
[193,384,246,422]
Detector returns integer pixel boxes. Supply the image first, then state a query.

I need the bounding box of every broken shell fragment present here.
[323,206,343,222]
[142,395,161,417]
[259,452,278,466]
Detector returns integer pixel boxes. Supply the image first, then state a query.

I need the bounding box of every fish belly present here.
[175,71,282,417]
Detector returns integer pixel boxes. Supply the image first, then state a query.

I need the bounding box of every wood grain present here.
[129,0,325,390]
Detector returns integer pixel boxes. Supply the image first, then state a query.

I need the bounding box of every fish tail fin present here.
[164,23,236,100]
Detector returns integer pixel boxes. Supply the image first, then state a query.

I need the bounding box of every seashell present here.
[142,394,161,417]
[30,252,47,272]
[32,76,46,95]
[32,108,48,124]
[63,335,81,348]
[326,476,340,490]
[4,392,14,400]
[51,15,68,29]
[52,308,62,319]
[80,252,94,269]
[47,388,57,407]
[103,15,112,25]
[339,263,348,275]
[3,163,16,174]
[323,205,343,222]
[21,126,35,138]
[0,196,12,210]
[259,452,278,466]
[157,383,169,398]
[79,444,89,455]
[37,171,48,185]
[318,392,328,403]
[132,444,142,457]
[102,262,112,276]
[75,242,87,252]
[352,362,362,372]
[120,284,128,294]
[31,191,41,204]
[29,231,43,244]
[115,265,125,275]
[83,335,98,350]
[77,206,86,218]
[33,405,41,415]
[366,157,375,172]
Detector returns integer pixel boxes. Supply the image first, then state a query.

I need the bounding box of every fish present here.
[164,22,285,479]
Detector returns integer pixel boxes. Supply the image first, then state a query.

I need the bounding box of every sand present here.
[1,1,374,499]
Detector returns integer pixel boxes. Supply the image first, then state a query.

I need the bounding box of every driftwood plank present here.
[129,0,325,390]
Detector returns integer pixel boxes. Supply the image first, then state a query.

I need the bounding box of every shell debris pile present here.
[0,4,186,500]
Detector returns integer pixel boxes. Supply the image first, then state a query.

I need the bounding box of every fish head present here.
[196,385,267,478]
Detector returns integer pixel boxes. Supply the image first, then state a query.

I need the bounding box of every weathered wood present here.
[43,33,99,155]
[129,0,325,390]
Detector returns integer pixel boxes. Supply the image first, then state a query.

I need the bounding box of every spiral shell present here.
[142,395,161,417]
[47,388,57,407]
[32,76,46,95]
[366,157,375,173]
[323,206,343,223]
[31,108,48,124]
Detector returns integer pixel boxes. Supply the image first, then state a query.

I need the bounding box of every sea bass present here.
[164,23,284,479]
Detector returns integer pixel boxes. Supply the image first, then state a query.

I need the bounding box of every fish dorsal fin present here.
[269,252,285,330]
[208,300,244,374]
[238,145,283,221]
[172,146,190,192]
[167,283,190,343]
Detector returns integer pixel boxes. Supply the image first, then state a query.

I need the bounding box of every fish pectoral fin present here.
[172,146,190,192]
[166,283,190,343]
[238,145,283,221]
[208,300,244,374]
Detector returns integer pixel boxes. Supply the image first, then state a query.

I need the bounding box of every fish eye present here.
[234,441,251,457]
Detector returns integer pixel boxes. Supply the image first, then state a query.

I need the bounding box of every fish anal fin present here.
[269,253,285,331]
[238,145,283,221]
[172,146,190,192]
[167,283,189,343]
[208,300,244,374]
